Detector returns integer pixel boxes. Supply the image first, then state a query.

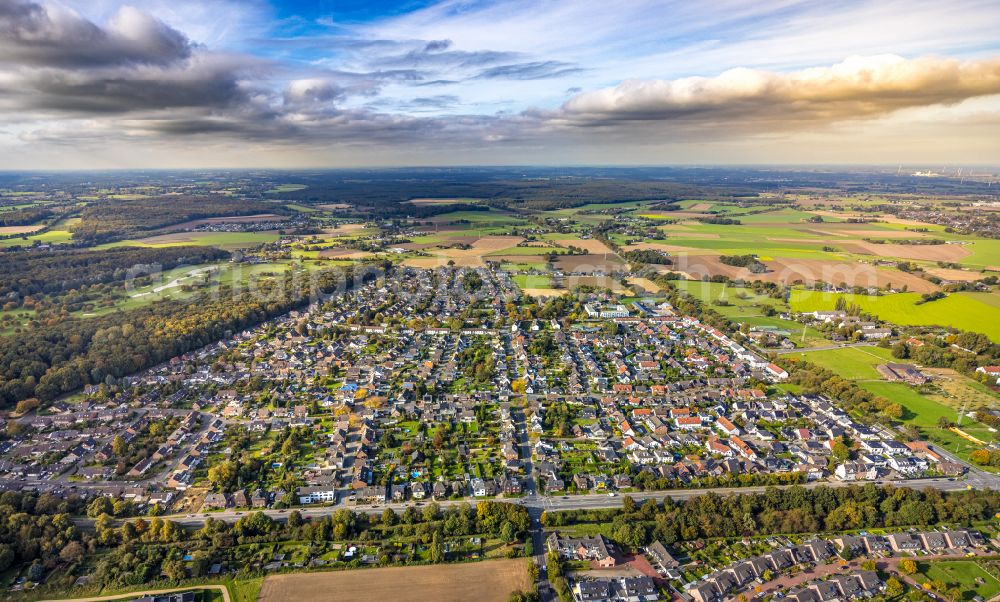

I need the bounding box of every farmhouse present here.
[877,363,929,385]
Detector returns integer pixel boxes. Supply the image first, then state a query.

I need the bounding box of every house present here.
[298,486,337,504]
[688,580,723,602]
[574,580,613,602]
[647,540,679,571]
[230,490,249,508]
[547,533,617,567]
[620,576,658,602]
[976,365,1000,384]
[765,363,788,380]
[203,493,229,510]
[835,461,877,481]
[887,532,922,553]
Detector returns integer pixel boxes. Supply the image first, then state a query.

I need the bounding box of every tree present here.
[111,434,127,456]
[831,439,851,463]
[500,521,517,543]
[208,459,237,491]
[59,541,84,564]
[898,558,918,575]
[87,496,114,518]
[885,577,904,597]
[163,559,187,581]
[429,530,444,563]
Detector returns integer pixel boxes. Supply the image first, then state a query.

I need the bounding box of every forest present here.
[69,196,281,243]
[0,206,51,227]
[0,263,384,407]
[0,246,228,301]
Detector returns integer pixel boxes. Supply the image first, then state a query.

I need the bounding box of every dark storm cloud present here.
[0,0,192,68]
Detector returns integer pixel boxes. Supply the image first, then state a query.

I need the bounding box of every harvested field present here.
[841,241,971,262]
[403,256,485,268]
[554,254,625,273]
[322,223,367,235]
[317,203,352,210]
[688,202,713,211]
[550,237,616,254]
[259,559,532,602]
[170,213,287,229]
[317,248,375,260]
[765,258,939,292]
[926,267,983,282]
[628,277,663,292]
[667,255,939,292]
[0,224,44,234]
[522,288,567,297]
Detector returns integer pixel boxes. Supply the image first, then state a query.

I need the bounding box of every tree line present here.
[0,246,228,302]
[69,196,281,243]
[542,484,999,547]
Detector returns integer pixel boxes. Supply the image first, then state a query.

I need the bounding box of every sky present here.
[2,0,1000,169]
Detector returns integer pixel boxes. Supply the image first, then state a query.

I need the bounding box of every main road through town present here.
[72,474,996,530]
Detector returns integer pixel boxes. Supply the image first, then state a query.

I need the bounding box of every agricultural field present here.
[266,184,308,193]
[97,231,282,250]
[258,559,532,602]
[789,290,1000,342]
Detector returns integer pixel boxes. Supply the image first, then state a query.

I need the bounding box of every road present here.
[39,584,230,602]
[73,475,988,530]
[773,341,875,354]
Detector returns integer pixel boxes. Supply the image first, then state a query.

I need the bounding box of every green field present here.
[915,560,1000,601]
[97,231,281,250]
[793,346,896,380]
[265,184,307,193]
[513,274,554,289]
[790,290,1000,342]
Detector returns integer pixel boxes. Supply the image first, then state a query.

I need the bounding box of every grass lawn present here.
[513,274,554,289]
[789,290,1000,342]
[792,346,895,380]
[915,560,1000,601]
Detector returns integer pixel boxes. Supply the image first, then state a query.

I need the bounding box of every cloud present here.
[557,55,1000,130]
[474,60,582,80]
[0,1,192,67]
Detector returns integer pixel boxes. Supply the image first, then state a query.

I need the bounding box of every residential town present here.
[0,266,972,517]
